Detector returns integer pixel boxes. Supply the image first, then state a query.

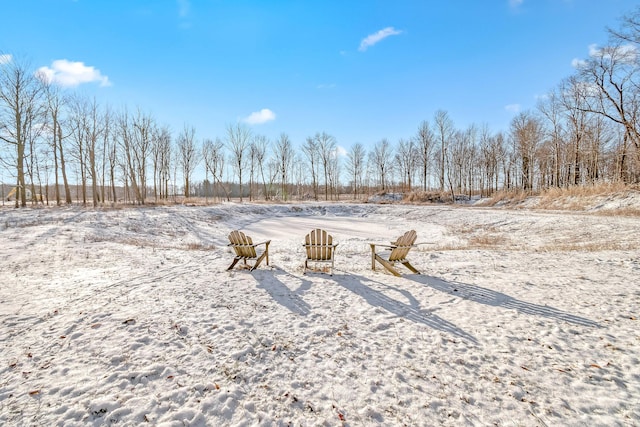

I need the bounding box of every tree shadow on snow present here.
[408,275,600,328]
[329,271,478,344]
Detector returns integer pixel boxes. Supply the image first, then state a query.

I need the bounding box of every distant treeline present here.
[2,7,640,207]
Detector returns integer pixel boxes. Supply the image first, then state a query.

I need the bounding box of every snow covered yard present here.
[0,203,639,426]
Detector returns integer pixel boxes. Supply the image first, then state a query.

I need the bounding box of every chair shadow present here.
[253,267,313,316]
[329,272,478,344]
[408,275,600,328]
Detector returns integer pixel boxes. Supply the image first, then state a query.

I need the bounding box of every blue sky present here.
[1,0,638,152]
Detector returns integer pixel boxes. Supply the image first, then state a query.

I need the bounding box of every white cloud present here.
[359,27,402,52]
[509,0,524,8]
[243,108,276,125]
[571,58,587,68]
[37,59,111,87]
[505,104,521,113]
[0,54,12,64]
[336,146,348,157]
[572,43,638,69]
[589,43,638,62]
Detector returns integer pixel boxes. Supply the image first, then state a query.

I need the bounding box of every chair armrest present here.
[370,243,396,249]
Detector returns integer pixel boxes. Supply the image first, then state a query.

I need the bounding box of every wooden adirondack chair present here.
[369,230,420,276]
[227,230,270,271]
[303,229,338,275]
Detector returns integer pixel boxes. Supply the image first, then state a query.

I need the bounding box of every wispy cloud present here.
[177,0,192,29]
[573,43,638,69]
[505,104,521,113]
[0,54,12,64]
[509,0,524,8]
[243,108,276,125]
[37,59,111,87]
[571,58,586,68]
[177,0,190,18]
[359,27,402,52]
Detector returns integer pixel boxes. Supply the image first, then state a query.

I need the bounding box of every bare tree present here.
[371,138,392,191]
[510,111,544,191]
[415,120,435,191]
[41,79,68,205]
[177,124,198,199]
[395,138,417,192]
[203,137,230,201]
[0,56,45,207]
[99,106,113,203]
[302,136,319,200]
[131,109,154,203]
[275,133,293,200]
[67,94,91,205]
[537,89,566,187]
[87,98,104,207]
[252,135,270,200]
[575,40,640,181]
[226,123,251,201]
[560,77,590,185]
[151,125,171,201]
[314,131,336,200]
[433,110,454,192]
[346,143,366,199]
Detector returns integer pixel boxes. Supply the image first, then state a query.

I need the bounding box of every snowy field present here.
[0,202,639,426]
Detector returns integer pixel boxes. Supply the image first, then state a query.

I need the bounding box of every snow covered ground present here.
[0,202,639,426]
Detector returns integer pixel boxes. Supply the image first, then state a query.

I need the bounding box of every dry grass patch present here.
[443,224,512,250]
[594,206,640,217]
[539,241,638,252]
[477,183,640,215]
[467,233,508,248]
[184,242,216,251]
[474,189,531,207]
[404,191,452,204]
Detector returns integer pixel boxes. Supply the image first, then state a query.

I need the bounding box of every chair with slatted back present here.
[227,230,270,271]
[303,228,338,276]
[369,230,420,276]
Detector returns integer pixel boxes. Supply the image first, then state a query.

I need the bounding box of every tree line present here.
[2,8,640,208]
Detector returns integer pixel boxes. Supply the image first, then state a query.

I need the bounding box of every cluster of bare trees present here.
[2,7,640,208]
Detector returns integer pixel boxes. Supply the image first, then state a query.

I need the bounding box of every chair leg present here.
[401,261,420,274]
[374,254,401,277]
[227,257,241,271]
[251,251,267,271]
[265,242,270,266]
[369,244,376,271]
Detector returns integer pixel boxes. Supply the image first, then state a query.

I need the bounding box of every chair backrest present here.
[388,230,417,261]
[305,229,334,261]
[228,230,257,258]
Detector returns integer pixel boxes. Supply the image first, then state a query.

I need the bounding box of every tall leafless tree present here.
[433,110,454,192]
[275,133,293,200]
[346,143,365,199]
[314,131,336,200]
[0,57,45,207]
[203,137,230,201]
[510,111,544,191]
[415,120,434,191]
[302,136,319,200]
[177,124,198,199]
[371,138,392,191]
[226,123,251,201]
